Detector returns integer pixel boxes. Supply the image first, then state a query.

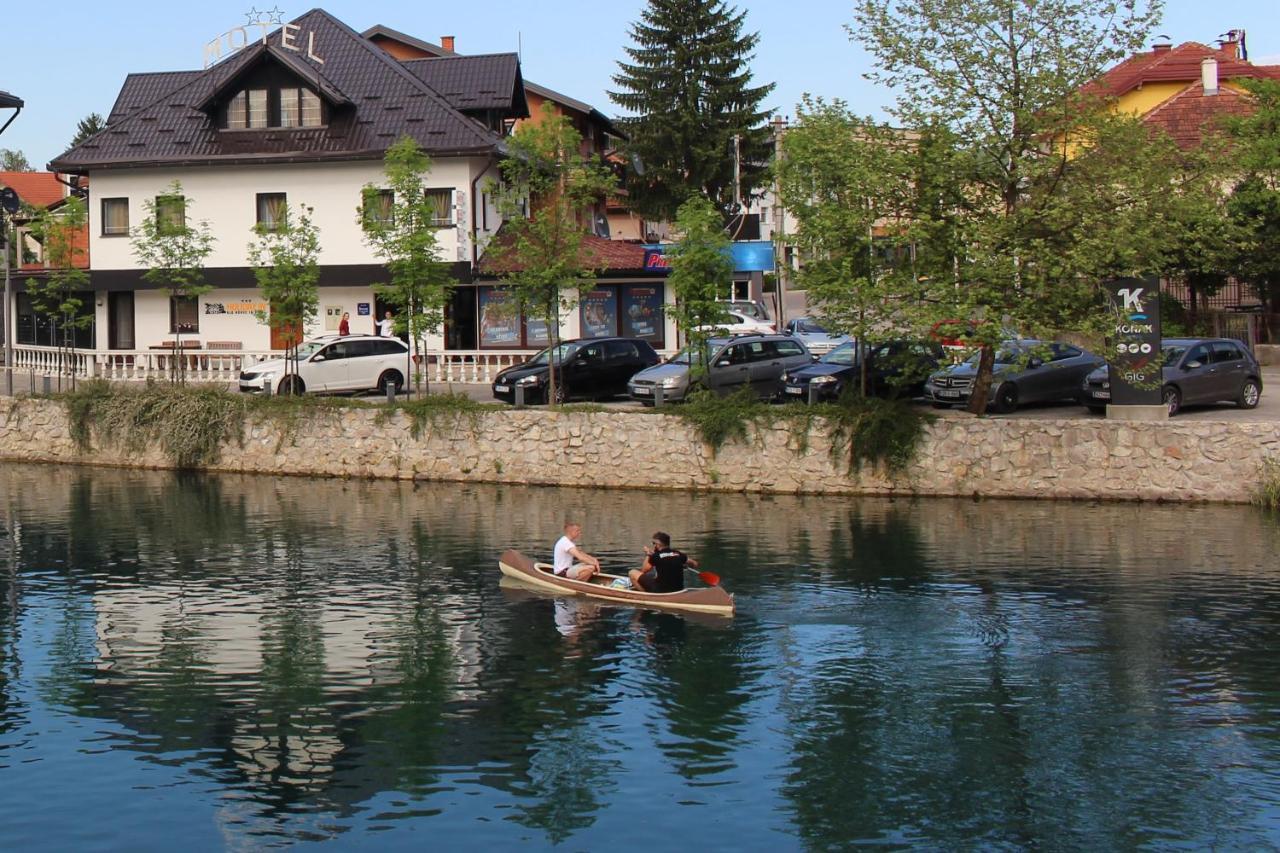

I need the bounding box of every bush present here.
[1257,456,1280,512]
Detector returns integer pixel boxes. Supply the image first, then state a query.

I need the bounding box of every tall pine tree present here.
[610,0,775,220]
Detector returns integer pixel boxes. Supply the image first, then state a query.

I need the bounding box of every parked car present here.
[694,309,775,336]
[629,333,812,403]
[926,340,1103,413]
[782,317,851,355]
[719,299,772,323]
[238,335,409,395]
[491,337,660,405]
[780,339,944,402]
[1079,337,1262,416]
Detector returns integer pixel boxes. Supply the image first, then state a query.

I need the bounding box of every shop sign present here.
[205,300,269,315]
[1106,277,1162,406]
[357,303,371,316]
[204,10,325,69]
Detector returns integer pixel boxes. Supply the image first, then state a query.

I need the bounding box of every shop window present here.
[101,198,129,236]
[16,291,95,348]
[256,192,287,232]
[579,285,665,347]
[170,295,199,334]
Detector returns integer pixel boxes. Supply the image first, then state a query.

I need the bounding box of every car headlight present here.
[516,374,542,386]
[810,375,837,385]
[661,376,681,389]
[259,371,276,383]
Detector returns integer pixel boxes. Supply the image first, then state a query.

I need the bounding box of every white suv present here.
[238,335,410,395]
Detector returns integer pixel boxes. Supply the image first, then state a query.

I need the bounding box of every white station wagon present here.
[238,335,409,396]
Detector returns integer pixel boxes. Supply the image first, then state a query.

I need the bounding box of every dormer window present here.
[222,86,323,130]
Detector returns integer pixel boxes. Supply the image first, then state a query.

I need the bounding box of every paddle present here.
[686,566,721,587]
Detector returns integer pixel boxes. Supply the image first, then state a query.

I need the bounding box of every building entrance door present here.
[108,292,135,350]
[269,307,303,351]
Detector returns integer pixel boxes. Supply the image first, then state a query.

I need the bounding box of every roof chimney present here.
[441,35,455,53]
[1202,57,1219,95]
[1152,40,1172,53]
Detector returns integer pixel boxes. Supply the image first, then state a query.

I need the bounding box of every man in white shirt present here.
[553,521,601,581]
[377,310,395,337]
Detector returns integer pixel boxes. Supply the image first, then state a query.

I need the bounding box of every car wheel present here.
[278,375,305,396]
[376,370,403,396]
[1238,379,1262,409]
[993,382,1018,414]
[551,383,569,405]
[1163,385,1181,417]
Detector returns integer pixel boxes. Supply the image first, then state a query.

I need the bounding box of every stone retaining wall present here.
[1,397,1277,502]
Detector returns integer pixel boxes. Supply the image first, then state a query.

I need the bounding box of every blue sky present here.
[3,1,1278,168]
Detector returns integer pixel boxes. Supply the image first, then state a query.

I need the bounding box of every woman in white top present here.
[552,521,601,581]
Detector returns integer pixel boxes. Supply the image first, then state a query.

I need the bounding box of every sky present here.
[2,0,1279,169]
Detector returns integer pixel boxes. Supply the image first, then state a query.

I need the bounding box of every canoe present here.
[498,549,735,617]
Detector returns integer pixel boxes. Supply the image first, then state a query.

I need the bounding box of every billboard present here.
[1106,277,1162,406]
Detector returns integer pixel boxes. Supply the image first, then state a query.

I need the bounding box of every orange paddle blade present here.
[698,570,721,586]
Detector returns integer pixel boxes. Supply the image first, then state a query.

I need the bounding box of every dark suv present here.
[1080,337,1263,416]
[492,337,660,404]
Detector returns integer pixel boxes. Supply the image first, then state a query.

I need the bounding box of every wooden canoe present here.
[498,549,735,617]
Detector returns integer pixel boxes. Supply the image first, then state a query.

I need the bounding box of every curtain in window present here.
[301,90,322,126]
[364,190,394,227]
[171,296,199,334]
[257,194,287,231]
[102,199,129,236]
[280,89,299,128]
[156,196,185,236]
[227,91,247,129]
[248,89,268,128]
[425,189,452,226]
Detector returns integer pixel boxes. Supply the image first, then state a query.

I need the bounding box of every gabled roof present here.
[0,171,66,208]
[362,23,625,139]
[194,43,353,112]
[1087,42,1280,99]
[1143,81,1257,149]
[50,8,508,172]
[402,54,528,116]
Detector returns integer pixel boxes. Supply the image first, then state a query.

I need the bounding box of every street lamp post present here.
[1,90,24,394]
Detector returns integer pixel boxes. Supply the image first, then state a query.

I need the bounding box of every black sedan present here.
[492,337,660,404]
[779,340,944,402]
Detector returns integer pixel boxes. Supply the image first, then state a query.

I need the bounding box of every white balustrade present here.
[430,351,531,385]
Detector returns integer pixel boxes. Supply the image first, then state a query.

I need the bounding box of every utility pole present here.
[1,203,13,396]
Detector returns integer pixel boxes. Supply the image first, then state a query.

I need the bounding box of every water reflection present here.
[0,463,1278,848]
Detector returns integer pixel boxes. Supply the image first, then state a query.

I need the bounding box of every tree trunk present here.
[967,344,996,415]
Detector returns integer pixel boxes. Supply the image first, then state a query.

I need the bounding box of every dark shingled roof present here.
[402,54,528,116]
[0,90,23,109]
[50,8,515,172]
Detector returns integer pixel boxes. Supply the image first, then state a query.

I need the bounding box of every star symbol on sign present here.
[244,6,262,25]
[263,5,285,24]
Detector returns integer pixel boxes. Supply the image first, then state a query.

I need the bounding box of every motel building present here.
[14,9,680,385]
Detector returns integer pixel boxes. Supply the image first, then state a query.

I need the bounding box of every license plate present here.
[785,386,803,395]
[633,386,651,395]
[494,384,510,393]
[1092,390,1111,400]
[938,389,961,398]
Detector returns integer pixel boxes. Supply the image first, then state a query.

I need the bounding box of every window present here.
[170,295,199,334]
[605,340,639,360]
[1185,345,1211,366]
[155,195,186,236]
[256,193,287,232]
[372,339,407,356]
[226,88,269,129]
[425,189,454,227]
[1050,344,1082,361]
[280,88,323,128]
[1212,341,1244,363]
[345,340,376,358]
[774,339,806,358]
[363,189,394,228]
[101,198,129,236]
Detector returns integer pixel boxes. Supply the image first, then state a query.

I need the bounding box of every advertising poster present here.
[580,288,618,338]
[1106,277,1162,406]
[478,288,521,347]
[622,286,664,344]
[525,316,550,348]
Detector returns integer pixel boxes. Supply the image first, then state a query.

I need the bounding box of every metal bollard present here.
[808,383,820,406]
[514,384,525,409]
[41,373,52,395]
[386,379,398,404]
[263,377,272,397]
[653,384,665,408]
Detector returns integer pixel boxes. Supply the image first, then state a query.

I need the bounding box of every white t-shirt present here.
[377,318,394,336]
[553,535,577,575]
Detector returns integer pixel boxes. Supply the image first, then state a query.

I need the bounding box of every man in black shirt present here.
[630,531,699,593]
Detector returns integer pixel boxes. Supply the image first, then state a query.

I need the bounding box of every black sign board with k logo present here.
[1106,277,1162,406]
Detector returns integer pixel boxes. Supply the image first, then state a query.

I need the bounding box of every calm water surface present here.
[2,463,1280,850]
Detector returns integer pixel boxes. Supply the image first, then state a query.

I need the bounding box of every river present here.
[1,462,1279,850]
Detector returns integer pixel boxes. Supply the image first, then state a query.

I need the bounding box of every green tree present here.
[852,0,1180,414]
[1226,79,1280,341]
[610,0,775,219]
[774,99,922,395]
[68,113,106,149]
[130,181,216,383]
[25,196,92,386]
[247,203,321,394]
[666,196,733,376]
[361,136,457,397]
[0,149,31,171]
[488,111,618,406]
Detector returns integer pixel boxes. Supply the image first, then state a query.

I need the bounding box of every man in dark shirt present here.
[630,531,699,593]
